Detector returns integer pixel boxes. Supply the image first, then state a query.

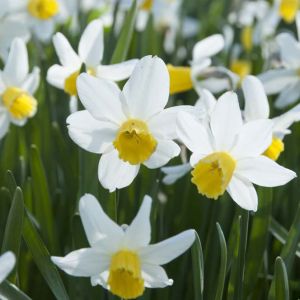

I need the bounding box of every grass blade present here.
[22,209,69,300]
[214,223,227,300]
[0,280,31,300]
[110,0,137,64]
[191,231,204,300]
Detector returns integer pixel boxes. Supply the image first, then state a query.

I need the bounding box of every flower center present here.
[108,250,145,299]
[140,0,153,10]
[279,0,298,23]
[27,0,59,20]
[191,152,236,199]
[64,70,80,96]
[2,87,37,120]
[167,64,193,95]
[230,59,252,82]
[113,119,157,165]
[240,26,253,52]
[263,137,284,161]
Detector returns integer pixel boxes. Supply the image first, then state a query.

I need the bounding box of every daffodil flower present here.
[259,13,300,108]
[243,75,300,160]
[67,56,196,191]
[176,91,296,211]
[0,251,16,284]
[47,19,138,112]
[0,38,40,140]
[2,0,69,42]
[168,34,238,95]
[52,194,195,299]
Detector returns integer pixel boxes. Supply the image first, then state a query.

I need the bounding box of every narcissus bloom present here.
[177,91,296,211]
[243,75,300,161]
[0,38,40,139]
[52,194,195,299]
[0,251,16,284]
[67,56,193,192]
[47,19,138,112]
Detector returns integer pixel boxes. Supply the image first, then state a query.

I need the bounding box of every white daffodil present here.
[168,34,238,95]
[259,14,300,109]
[176,91,296,211]
[0,251,16,284]
[2,0,69,42]
[243,75,300,160]
[0,38,40,139]
[47,19,138,112]
[52,194,195,299]
[67,56,196,192]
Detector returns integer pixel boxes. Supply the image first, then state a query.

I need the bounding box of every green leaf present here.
[268,257,289,300]
[244,188,272,296]
[22,209,69,300]
[29,145,57,251]
[1,187,24,282]
[214,223,227,300]
[0,280,31,300]
[110,0,137,64]
[5,170,17,197]
[192,231,204,300]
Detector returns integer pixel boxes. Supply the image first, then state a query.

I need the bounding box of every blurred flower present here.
[0,38,40,139]
[242,75,300,160]
[52,194,195,299]
[168,34,238,95]
[0,251,16,284]
[278,0,298,23]
[230,59,252,83]
[67,56,196,191]
[47,19,138,112]
[176,91,296,211]
[259,14,300,108]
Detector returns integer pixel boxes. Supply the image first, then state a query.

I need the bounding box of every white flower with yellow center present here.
[243,75,300,161]
[168,34,238,95]
[67,56,191,191]
[259,13,300,109]
[0,251,16,284]
[2,0,69,42]
[52,194,195,299]
[176,91,296,211]
[0,38,40,139]
[47,19,138,112]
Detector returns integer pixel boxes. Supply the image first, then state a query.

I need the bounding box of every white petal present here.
[227,175,258,212]
[3,38,28,86]
[77,73,125,124]
[32,19,54,42]
[123,195,152,249]
[0,251,16,284]
[47,65,72,90]
[242,75,270,121]
[69,96,78,113]
[98,149,140,192]
[148,105,199,140]
[176,111,213,155]
[142,264,173,288]
[53,32,81,68]
[194,88,217,117]
[51,248,109,277]
[139,229,195,265]
[231,120,273,158]
[143,140,180,169]
[192,34,224,63]
[79,19,104,68]
[211,91,243,151]
[276,33,300,68]
[79,194,124,249]
[122,56,169,119]
[21,67,40,94]
[259,69,298,95]
[97,59,139,81]
[91,271,109,288]
[67,110,117,154]
[275,83,300,109]
[161,163,192,185]
[236,156,296,187]
[0,111,10,140]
